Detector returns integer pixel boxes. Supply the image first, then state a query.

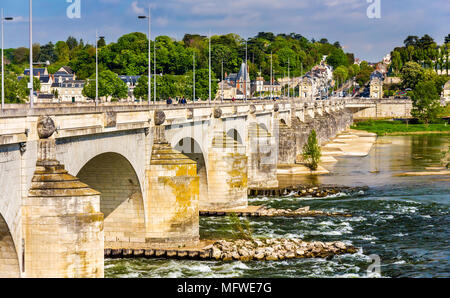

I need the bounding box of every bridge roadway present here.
[0,98,411,277]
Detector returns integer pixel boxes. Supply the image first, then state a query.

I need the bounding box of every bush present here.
[302,130,321,171]
[228,213,253,241]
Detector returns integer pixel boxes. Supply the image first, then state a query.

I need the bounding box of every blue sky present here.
[1,0,449,62]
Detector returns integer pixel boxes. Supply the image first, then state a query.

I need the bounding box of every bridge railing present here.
[0,98,349,118]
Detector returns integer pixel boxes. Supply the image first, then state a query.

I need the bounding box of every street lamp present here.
[29,0,33,108]
[208,31,211,104]
[138,7,151,105]
[95,31,104,105]
[193,52,196,102]
[1,9,13,111]
[154,43,158,103]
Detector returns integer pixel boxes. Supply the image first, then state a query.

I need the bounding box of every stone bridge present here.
[0,98,410,277]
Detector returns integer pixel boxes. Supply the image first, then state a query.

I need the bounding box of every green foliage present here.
[356,67,373,87]
[392,34,449,75]
[401,61,424,89]
[333,66,348,85]
[352,120,450,135]
[302,130,321,171]
[227,213,253,241]
[411,80,442,124]
[82,70,128,100]
[5,31,354,99]
[326,48,349,69]
[441,146,450,169]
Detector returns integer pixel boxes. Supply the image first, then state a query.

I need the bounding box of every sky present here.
[1,0,449,62]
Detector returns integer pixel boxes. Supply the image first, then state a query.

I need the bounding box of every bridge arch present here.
[174,137,209,206]
[227,129,243,144]
[76,152,146,244]
[0,213,20,278]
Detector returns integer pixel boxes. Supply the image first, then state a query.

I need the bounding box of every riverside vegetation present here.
[352,120,450,136]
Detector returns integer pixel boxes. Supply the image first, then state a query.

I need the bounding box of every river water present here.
[105,135,450,278]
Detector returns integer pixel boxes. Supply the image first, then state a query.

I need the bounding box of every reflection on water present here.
[106,135,450,278]
[279,134,450,188]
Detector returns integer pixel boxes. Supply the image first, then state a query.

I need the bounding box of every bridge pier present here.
[146,121,200,247]
[246,106,278,189]
[24,132,104,278]
[203,108,248,210]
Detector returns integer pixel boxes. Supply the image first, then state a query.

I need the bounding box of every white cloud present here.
[131,1,145,15]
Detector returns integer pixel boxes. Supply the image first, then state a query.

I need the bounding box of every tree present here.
[38,42,57,64]
[411,80,442,125]
[82,70,128,100]
[333,66,348,86]
[404,35,419,47]
[1,73,22,103]
[12,47,29,64]
[17,76,40,100]
[133,76,149,100]
[54,41,70,64]
[400,61,424,89]
[326,48,348,69]
[302,130,321,171]
[66,36,78,50]
[97,37,106,48]
[391,51,403,74]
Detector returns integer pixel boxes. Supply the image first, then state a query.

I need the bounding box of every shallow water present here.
[105,135,450,278]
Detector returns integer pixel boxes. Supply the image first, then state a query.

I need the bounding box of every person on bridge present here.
[166,97,173,105]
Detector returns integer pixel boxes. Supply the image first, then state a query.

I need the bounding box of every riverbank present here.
[277,129,377,176]
[351,120,450,136]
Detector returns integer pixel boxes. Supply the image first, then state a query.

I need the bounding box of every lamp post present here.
[288,58,290,100]
[1,9,13,111]
[208,31,211,104]
[193,52,195,102]
[245,40,247,101]
[29,0,33,108]
[138,7,151,105]
[221,59,224,102]
[154,43,156,103]
[270,52,273,100]
[95,31,105,106]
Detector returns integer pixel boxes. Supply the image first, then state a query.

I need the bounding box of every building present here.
[119,75,141,101]
[36,93,56,103]
[443,80,450,100]
[370,77,383,99]
[52,80,86,102]
[53,66,76,83]
[235,63,251,99]
[298,77,314,99]
[216,80,237,100]
[223,63,251,99]
[261,80,282,94]
[23,68,48,78]
[39,75,53,94]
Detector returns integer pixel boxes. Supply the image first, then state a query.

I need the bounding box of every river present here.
[105,134,450,278]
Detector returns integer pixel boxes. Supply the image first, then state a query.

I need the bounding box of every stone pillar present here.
[204,108,248,210]
[23,117,104,278]
[277,119,296,165]
[145,111,199,247]
[247,106,278,189]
